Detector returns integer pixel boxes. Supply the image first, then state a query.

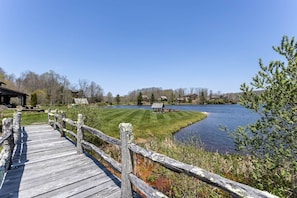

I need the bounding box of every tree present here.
[78,80,103,103]
[232,36,297,197]
[150,93,155,104]
[116,94,120,105]
[30,93,37,107]
[137,92,143,105]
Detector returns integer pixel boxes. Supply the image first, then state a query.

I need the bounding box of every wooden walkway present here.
[0,124,121,198]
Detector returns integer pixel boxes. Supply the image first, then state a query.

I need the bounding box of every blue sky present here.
[0,1,296,96]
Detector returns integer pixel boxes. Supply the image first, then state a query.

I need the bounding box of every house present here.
[184,94,198,101]
[151,102,165,112]
[160,96,168,101]
[142,95,150,102]
[74,98,89,105]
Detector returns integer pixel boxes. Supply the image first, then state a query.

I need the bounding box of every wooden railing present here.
[0,110,22,182]
[48,109,278,198]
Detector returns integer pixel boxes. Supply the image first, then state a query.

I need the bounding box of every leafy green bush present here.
[231,36,297,197]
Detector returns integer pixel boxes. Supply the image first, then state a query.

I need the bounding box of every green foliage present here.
[116,94,120,105]
[232,36,297,197]
[30,93,38,106]
[150,93,155,104]
[137,92,143,105]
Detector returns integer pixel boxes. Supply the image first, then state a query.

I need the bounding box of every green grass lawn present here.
[66,107,207,142]
[21,112,49,125]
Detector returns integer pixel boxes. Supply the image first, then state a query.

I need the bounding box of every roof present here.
[74,98,89,105]
[0,86,28,96]
[151,103,165,109]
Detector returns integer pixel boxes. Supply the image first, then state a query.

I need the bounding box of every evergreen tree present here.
[30,93,37,107]
[150,93,155,104]
[232,36,297,197]
[137,92,143,105]
[116,94,120,105]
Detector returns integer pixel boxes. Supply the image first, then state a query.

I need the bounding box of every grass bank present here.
[65,106,207,142]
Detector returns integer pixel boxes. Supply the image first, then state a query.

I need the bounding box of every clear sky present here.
[0,1,296,96]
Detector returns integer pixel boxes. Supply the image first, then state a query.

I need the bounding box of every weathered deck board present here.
[0,124,121,198]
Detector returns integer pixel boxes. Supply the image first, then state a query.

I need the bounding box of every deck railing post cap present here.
[77,114,85,121]
[119,123,133,143]
[119,123,133,132]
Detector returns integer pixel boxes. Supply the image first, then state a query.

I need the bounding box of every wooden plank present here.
[17,168,104,197]
[36,171,119,198]
[73,177,121,198]
[0,157,96,195]
[13,156,92,182]
[22,140,72,153]
[18,162,100,191]
[15,147,77,164]
[8,154,84,180]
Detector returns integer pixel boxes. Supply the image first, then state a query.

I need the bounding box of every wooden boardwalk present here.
[0,124,121,198]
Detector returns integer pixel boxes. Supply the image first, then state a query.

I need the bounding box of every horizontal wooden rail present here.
[81,140,122,173]
[62,128,77,139]
[82,125,121,146]
[0,131,12,146]
[129,143,276,198]
[48,109,278,198]
[62,117,77,126]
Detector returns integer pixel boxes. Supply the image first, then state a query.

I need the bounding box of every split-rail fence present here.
[0,109,278,198]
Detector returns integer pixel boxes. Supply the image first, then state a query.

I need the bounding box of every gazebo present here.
[0,84,27,107]
[151,102,165,112]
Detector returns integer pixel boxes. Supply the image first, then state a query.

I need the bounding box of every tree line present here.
[0,69,103,106]
[0,68,239,106]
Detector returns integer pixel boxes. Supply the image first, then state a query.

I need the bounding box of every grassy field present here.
[66,106,207,142]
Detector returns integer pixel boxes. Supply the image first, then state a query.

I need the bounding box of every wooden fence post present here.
[1,118,14,170]
[60,111,66,137]
[54,109,58,130]
[12,110,22,145]
[77,114,84,154]
[119,123,134,198]
[48,108,51,124]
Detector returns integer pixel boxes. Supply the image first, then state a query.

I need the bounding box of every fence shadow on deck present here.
[0,128,28,197]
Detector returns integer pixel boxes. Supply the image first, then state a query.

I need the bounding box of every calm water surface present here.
[113,104,259,153]
[172,104,259,153]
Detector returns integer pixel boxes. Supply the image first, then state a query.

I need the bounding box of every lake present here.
[172,104,259,153]
[112,104,259,154]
